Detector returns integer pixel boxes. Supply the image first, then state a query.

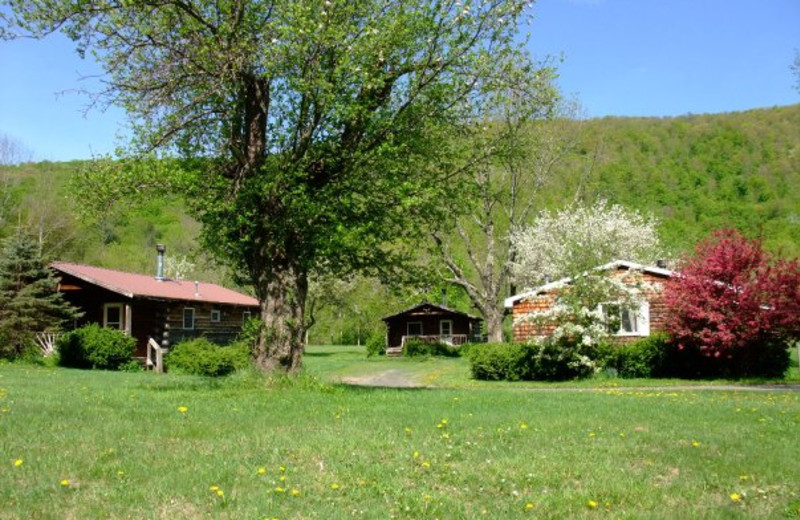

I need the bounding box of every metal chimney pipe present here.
[441,288,447,307]
[194,281,200,297]
[155,244,166,281]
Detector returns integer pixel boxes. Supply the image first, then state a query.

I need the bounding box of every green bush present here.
[403,339,460,358]
[365,331,386,357]
[465,343,534,381]
[531,337,596,381]
[466,339,597,382]
[57,324,136,370]
[166,338,249,377]
[597,333,670,379]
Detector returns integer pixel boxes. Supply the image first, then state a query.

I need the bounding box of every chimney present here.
[194,281,200,297]
[155,244,166,281]
[656,259,667,269]
[441,288,447,307]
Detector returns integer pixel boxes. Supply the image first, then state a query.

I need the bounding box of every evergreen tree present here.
[0,231,81,359]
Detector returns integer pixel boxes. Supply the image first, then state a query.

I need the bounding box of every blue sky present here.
[1,0,798,162]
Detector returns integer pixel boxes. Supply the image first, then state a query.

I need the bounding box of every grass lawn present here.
[1,350,799,519]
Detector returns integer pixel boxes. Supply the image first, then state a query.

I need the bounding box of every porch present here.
[386,334,471,356]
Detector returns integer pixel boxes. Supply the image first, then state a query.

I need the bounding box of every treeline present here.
[1,103,798,343]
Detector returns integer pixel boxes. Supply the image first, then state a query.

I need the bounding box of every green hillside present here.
[558,104,800,256]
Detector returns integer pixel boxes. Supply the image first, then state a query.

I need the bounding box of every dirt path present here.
[342,369,419,388]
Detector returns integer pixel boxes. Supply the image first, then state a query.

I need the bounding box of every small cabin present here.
[52,253,259,360]
[382,302,483,354]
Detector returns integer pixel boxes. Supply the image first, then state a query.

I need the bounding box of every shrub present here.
[466,343,534,381]
[403,339,460,358]
[166,338,248,377]
[365,331,386,357]
[598,333,670,378]
[466,339,597,382]
[57,324,136,370]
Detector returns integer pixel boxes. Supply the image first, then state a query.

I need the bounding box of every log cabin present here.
[52,246,259,362]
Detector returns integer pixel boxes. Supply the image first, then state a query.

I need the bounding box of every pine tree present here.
[0,231,81,359]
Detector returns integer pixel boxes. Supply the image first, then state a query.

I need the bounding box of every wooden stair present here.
[386,346,403,357]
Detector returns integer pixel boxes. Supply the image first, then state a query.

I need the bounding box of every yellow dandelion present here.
[413,451,420,459]
[440,418,447,424]
[404,427,412,434]
[291,489,300,497]
[117,470,125,477]
[730,493,743,502]
[739,475,749,482]
[257,467,267,475]
[274,486,285,493]
[60,479,70,487]
[422,461,431,468]
[524,502,535,510]
[330,483,340,490]
[216,489,224,498]
[13,459,23,467]
[520,422,529,430]
[587,500,598,509]
[279,465,286,472]
[423,494,432,501]
[279,475,286,482]
[177,405,188,414]
[691,440,700,447]
[210,485,219,492]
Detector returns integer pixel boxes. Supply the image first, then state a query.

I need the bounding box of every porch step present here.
[386,347,403,357]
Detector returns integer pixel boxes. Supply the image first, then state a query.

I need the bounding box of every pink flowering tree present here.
[664,229,800,378]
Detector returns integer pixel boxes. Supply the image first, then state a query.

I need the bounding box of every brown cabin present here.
[382,302,483,354]
[505,260,675,344]
[51,252,259,359]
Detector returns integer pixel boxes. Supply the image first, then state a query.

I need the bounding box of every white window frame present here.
[103,303,124,330]
[242,311,252,324]
[210,309,221,323]
[407,321,423,337]
[183,307,195,330]
[440,319,453,337]
[603,301,650,337]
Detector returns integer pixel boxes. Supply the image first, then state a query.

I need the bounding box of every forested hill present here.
[1,103,798,274]
[552,103,800,256]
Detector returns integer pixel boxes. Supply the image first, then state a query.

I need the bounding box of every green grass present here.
[2,357,800,519]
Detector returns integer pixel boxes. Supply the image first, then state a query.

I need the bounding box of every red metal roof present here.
[52,261,259,307]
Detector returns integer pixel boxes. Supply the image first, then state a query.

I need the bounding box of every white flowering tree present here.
[509,199,663,290]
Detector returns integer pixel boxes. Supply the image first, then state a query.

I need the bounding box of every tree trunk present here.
[484,305,505,343]
[252,264,308,373]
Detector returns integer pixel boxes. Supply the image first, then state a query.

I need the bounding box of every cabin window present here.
[210,309,221,322]
[407,322,423,336]
[602,302,649,337]
[103,303,124,330]
[243,311,252,324]
[183,308,195,330]
[440,319,453,337]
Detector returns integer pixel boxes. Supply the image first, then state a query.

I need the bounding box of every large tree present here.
[2,0,552,371]
[430,99,577,342]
